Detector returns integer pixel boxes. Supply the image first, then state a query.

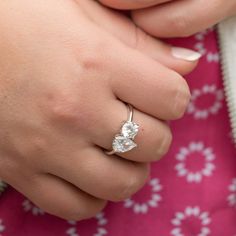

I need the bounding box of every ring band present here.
[105,104,139,155]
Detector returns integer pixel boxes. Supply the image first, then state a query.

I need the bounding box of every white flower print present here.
[187,85,224,119]
[124,178,162,214]
[66,212,108,236]
[194,27,219,63]
[194,30,209,55]
[175,142,216,183]
[0,219,5,236]
[171,206,211,236]
[194,41,206,56]
[206,52,219,63]
[227,178,236,207]
[22,199,44,216]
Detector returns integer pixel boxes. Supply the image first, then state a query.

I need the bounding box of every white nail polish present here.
[171,47,202,61]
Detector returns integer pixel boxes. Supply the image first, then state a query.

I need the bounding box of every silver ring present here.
[105,104,139,155]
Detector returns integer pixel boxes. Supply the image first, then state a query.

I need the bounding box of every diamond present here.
[121,121,139,139]
[112,135,137,153]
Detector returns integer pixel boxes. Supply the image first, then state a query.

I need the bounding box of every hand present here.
[99,0,236,37]
[0,0,195,220]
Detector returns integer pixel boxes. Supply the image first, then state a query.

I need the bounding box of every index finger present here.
[98,0,173,10]
[107,38,191,120]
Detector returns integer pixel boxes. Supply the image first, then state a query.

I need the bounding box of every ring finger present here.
[89,99,172,162]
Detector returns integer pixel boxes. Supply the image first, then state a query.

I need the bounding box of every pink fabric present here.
[0,28,236,236]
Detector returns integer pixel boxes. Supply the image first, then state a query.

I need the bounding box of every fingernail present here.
[171,47,202,61]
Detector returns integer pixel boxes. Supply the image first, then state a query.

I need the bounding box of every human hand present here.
[99,0,236,37]
[0,0,195,220]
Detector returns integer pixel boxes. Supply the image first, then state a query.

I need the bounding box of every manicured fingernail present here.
[171,47,202,61]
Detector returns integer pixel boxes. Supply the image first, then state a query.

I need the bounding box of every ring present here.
[105,104,139,155]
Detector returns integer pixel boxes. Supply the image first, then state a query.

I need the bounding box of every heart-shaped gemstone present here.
[112,135,137,153]
[121,121,139,139]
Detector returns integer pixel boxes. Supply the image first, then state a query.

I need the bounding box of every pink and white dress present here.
[0,28,235,236]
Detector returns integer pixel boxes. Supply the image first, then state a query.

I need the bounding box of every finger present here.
[79,0,200,75]
[132,0,236,38]
[89,99,172,162]
[98,0,172,10]
[47,147,150,202]
[19,173,107,220]
[106,41,191,120]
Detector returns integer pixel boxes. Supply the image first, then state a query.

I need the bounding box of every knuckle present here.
[48,91,78,122]
[45,86,104,134]
[114,165,149,201]
[79,37,111,72]
[156,125,173,158]
[80,50,103,72]
[46,89,89,130]
[172,76,191,119]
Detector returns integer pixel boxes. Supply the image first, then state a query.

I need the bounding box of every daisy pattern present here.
[0,219,5,236]
[175,142,216,183]
[194,27,219,63]
[22,199,44,216]
[206,52,220,63]
[227,178,236,207]
[66,212,107,236]
[124,178,162,214]
[171,206,211,236]
[187,85,224,119]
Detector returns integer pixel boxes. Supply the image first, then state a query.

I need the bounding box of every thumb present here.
[131,0,236,38]
[79,0,201,75]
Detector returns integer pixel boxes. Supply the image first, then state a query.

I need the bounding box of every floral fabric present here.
[0,28,236,236]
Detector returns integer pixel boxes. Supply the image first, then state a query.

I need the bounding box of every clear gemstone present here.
[121,121,139,139]
[112,135,137,153]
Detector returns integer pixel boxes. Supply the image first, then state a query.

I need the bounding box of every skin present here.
[99,0,236,37]
[0,0,196,220]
